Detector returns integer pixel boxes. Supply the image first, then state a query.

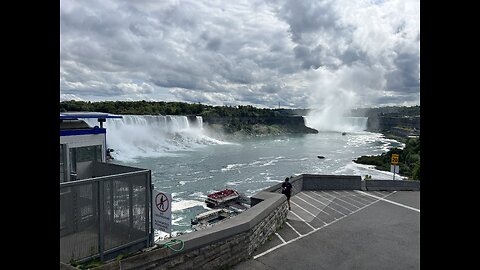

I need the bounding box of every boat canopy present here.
[195,208,225,220]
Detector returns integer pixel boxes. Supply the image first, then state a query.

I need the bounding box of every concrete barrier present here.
[251,175,303,206]
[363,179,420,191]
[301,174,362,190]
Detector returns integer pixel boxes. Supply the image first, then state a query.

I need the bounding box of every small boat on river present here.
[191,208,231,231]
[191,188,250,231]
[205,189,240,208]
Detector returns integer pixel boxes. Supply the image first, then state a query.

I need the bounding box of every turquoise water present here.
[108,128,403,237]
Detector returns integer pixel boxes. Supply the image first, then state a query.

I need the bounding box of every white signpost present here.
[152,190,172,235]
[390,165,400,180]
[390,165,399,173]
[391,154,400,180]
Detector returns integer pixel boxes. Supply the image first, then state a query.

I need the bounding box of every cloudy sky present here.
[60,0,419,110]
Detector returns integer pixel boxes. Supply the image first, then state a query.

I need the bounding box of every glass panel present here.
[60,144,67,183]
[69,145,102,181]
[75,145,102,163]
[69,148,77,178]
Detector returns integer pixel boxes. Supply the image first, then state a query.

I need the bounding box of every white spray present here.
[85,115,225,162]
[304,66,371,132]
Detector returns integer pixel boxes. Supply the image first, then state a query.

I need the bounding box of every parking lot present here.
[234,190,420,270]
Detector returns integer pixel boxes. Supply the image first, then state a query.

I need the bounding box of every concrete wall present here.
[252,174,362,206]
[93,193,288,270]
[252,175,303,206]
[302,174,362,190]
[363,180,420,191]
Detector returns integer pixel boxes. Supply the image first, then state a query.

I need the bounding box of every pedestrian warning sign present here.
[152,190,172,233]
[391,154,399,165]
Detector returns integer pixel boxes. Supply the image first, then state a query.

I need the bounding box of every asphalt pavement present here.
[233,190,420,270]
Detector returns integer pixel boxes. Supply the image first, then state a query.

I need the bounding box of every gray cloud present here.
[385,51,420,93]
[61,0,419,109]
[275,0,339,43]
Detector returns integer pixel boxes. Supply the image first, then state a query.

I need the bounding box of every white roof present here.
[196,208,225,219]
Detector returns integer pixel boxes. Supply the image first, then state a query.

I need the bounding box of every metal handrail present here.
[60,169,150,188]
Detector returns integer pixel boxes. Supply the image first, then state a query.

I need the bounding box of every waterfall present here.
[84,115,222,162]
[343,117,368,131]
[304,115,368,132]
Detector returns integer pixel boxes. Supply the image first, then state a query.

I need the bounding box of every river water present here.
[87,115,403,237]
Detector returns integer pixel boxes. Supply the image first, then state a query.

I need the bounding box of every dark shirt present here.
[281,182,292,194]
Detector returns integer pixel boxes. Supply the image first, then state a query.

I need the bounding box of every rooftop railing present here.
[60,162,152,264]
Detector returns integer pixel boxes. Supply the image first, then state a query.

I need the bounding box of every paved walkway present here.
[233,190,420,270]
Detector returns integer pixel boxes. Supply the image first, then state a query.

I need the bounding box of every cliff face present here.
[367,116,420,132]
[203,116,311,126]
[350,106,420,137]
[202,116,318,135]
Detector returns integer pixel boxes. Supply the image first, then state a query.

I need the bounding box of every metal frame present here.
[60,168,152,263]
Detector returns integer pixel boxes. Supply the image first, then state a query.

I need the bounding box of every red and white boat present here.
[192,188,250,230]
[205,189,240,208]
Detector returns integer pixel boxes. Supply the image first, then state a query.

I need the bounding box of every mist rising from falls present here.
[304,113,368,133]
[85,115,225,162]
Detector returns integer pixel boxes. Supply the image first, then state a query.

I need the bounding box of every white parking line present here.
[355,191,420,213]
[291,201,327,225]
[253,193,383,260]
[286,221,302,236]
[372,191,388,197]
[289,210,316,230]
[253,241,288,259]
[301,193,347,216]
[295,196,331,215]
[332,191,367,207]
[309,192,351,214]
[319,191,360,210]
[291,201,326,221]
[275,232,286,244]
[343,190,375,204]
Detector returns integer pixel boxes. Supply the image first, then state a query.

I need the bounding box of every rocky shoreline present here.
[202,115,318,136]
[353,135,420,180]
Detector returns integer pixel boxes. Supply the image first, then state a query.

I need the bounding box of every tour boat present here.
[205,189,240,208]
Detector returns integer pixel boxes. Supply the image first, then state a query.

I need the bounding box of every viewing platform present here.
[61,175,419,270]
[235,189,419,270]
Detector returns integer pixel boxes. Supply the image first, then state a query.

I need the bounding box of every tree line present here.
[61,100,419,119]
[353,137,420,180]
[60,100,281,117]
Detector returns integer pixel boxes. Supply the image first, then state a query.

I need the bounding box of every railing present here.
[60,162,152,264]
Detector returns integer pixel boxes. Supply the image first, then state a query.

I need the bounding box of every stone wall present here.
[92,193,288,270]
[247,202,288,256]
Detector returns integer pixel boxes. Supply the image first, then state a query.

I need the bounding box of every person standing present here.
[281,177,293,210]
